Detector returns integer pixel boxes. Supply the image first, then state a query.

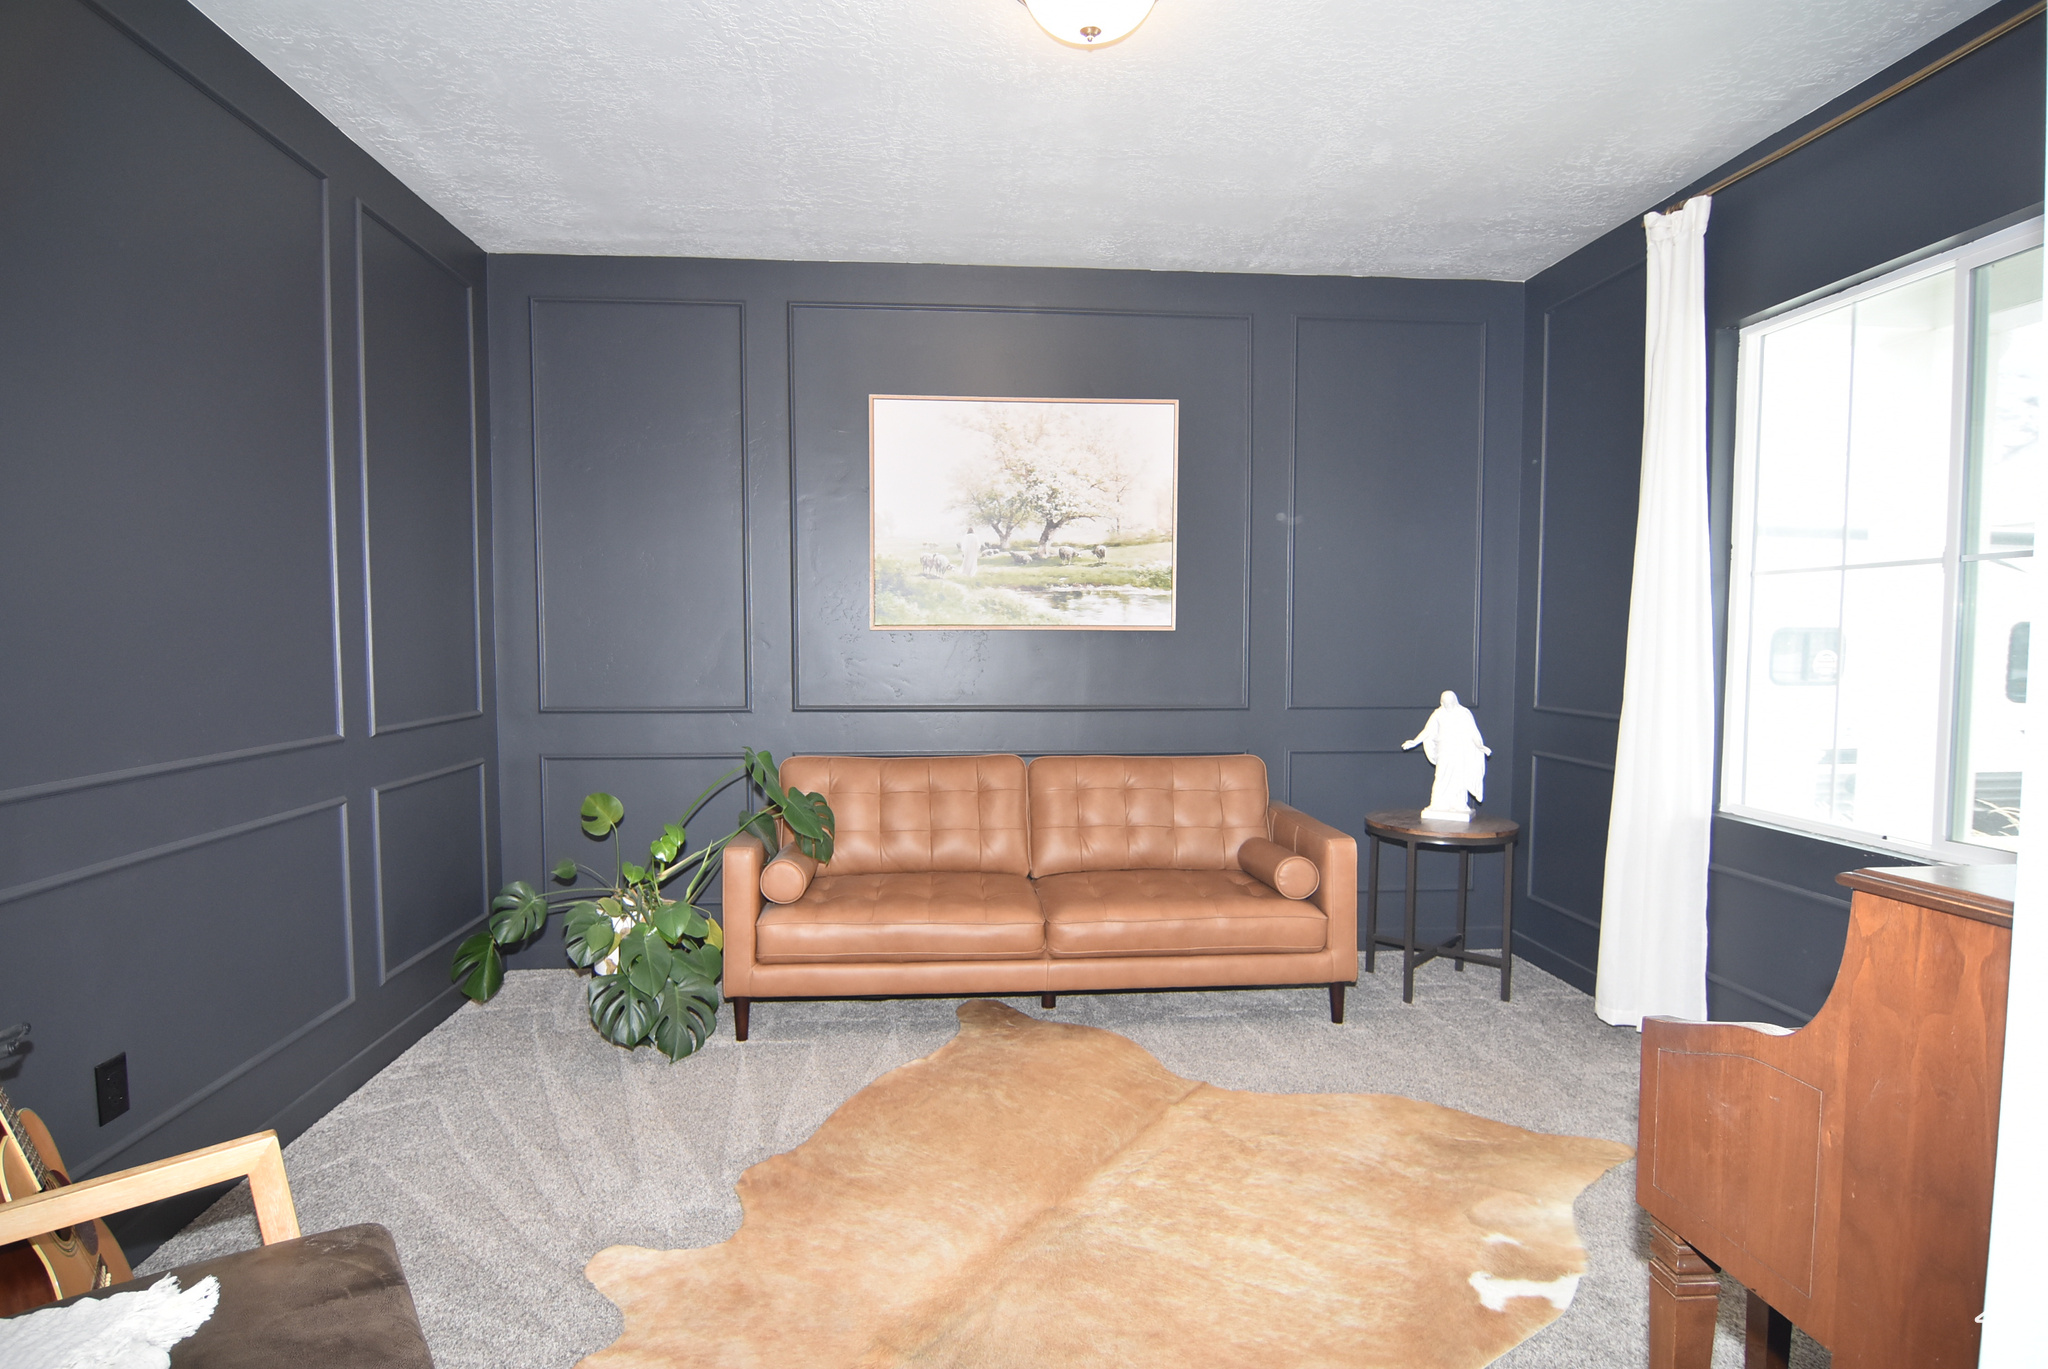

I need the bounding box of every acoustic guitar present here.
[0,1082,131,1315]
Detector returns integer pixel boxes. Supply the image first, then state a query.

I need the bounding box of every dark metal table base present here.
[1362,811,1518,1004]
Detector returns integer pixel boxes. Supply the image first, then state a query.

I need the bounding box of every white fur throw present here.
[0,1274,219,1369]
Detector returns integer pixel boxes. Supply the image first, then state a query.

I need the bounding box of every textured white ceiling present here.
[189,0,1998,279]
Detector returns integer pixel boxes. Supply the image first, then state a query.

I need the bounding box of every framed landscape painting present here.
[869,395,1178,630]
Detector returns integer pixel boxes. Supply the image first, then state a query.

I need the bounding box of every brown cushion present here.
[43,1224,433,1369]
[780,755,1030,876]
[1034,869,1327,958]
[1027,755,1270,877]
[1237,836,1319,899]
[755,872,1045,963]
[759,842,818,903]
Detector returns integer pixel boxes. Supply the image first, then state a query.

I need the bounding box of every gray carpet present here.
[141,959,1825,1368]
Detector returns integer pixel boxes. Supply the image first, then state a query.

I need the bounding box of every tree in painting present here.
[870,396,1176,630]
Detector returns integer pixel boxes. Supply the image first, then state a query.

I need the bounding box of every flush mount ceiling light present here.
[1017,0,1158,49]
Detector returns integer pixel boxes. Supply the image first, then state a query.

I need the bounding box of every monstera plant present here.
[452,748,834,1060]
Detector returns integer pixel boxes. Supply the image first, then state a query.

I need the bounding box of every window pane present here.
[1751,313,1850,573]
[1952,554,2031,849]
[1733,569,1844,822]
[1844,270,1953,565]
[1967,246,2043,555]
[1833,564,1945,848]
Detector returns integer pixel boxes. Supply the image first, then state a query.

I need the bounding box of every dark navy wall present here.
[1511,0,2045,1022]
[0,0,495,1251]
[488,257,1526,960]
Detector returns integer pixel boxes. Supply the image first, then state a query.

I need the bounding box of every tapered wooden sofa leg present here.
[1041,994,1057,1009]
[731,999,750,1042]
[1329,983,1347,1024]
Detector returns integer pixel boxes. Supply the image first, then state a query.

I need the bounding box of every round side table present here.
[1362,809,1519,1004]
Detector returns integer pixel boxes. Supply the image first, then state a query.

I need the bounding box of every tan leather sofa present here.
[720,754,1358,1039]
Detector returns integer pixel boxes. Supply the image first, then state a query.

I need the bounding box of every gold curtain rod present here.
[1664,0,2045,215]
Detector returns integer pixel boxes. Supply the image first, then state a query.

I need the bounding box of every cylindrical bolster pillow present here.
[759,843,819,904]
[1238,837,1320,900]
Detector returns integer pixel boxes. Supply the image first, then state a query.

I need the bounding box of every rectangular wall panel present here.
[1533,266,1644,720]
[1522,752,1614,974]
[789,305,1251,710]
[0,801,353,1168]
[1706,866,1852,1027]
[539,754,755,912]
[1290,318,1487,709]
[532,299,748,711]
[0,0,338,797]
[374,760,490,981]
[360,207,481,734]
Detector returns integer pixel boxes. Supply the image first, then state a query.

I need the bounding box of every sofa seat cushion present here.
[1034,869,1327,958]
[755,872,1046,963]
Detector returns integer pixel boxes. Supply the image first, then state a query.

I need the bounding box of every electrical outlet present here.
[94,1053,128,1126]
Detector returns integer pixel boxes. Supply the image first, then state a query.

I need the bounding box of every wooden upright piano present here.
[1637,863,2014,1369]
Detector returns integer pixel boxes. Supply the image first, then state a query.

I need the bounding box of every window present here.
[1723,221,2041,859]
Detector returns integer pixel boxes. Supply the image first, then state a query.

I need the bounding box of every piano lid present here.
[1836,863,2015,928]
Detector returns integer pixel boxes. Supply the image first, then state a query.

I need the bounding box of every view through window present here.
[1723,221,2041,857]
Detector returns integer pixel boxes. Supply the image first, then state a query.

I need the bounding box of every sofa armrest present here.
[721,833,767,998]
[1267,802,1358,970]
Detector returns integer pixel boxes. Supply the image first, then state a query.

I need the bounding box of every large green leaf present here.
[450,933,504,1002]
[677,940,723,983]
[650,980,720,1061]
[580,791,625,837]
[488,881,548,945]
[778,789,835,862]
[563,901,616,967]
[651,900,689,944]
[613,922,648,974]
[779,791,823,840]
[659,983,716,1057]
[739,810,778,848]
[630,936,674,996]
[588,974,656,1048]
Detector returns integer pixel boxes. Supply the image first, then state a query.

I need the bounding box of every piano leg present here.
[1648,1219,1719,1369]
[1744,1291,1791,1369]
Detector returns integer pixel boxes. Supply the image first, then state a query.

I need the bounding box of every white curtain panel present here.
[1594,195,1714,1030]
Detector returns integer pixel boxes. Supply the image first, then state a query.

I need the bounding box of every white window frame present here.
[1721,216,2042,863]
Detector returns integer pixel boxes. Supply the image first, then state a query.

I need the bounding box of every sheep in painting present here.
[1093,545,1109,561]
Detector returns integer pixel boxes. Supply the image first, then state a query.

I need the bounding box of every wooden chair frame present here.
[0,1131,299,1252]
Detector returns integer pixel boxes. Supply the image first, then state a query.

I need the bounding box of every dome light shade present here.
[1018,0,1157,49]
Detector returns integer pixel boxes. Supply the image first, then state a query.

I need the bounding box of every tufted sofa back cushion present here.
[779,755,1030,876]
[1028,755,1269,877]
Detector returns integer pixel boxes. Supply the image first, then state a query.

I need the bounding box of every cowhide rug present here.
[582,1000,1631,1368]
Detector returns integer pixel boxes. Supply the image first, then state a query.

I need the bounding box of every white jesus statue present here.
[1402,690,1491,822]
